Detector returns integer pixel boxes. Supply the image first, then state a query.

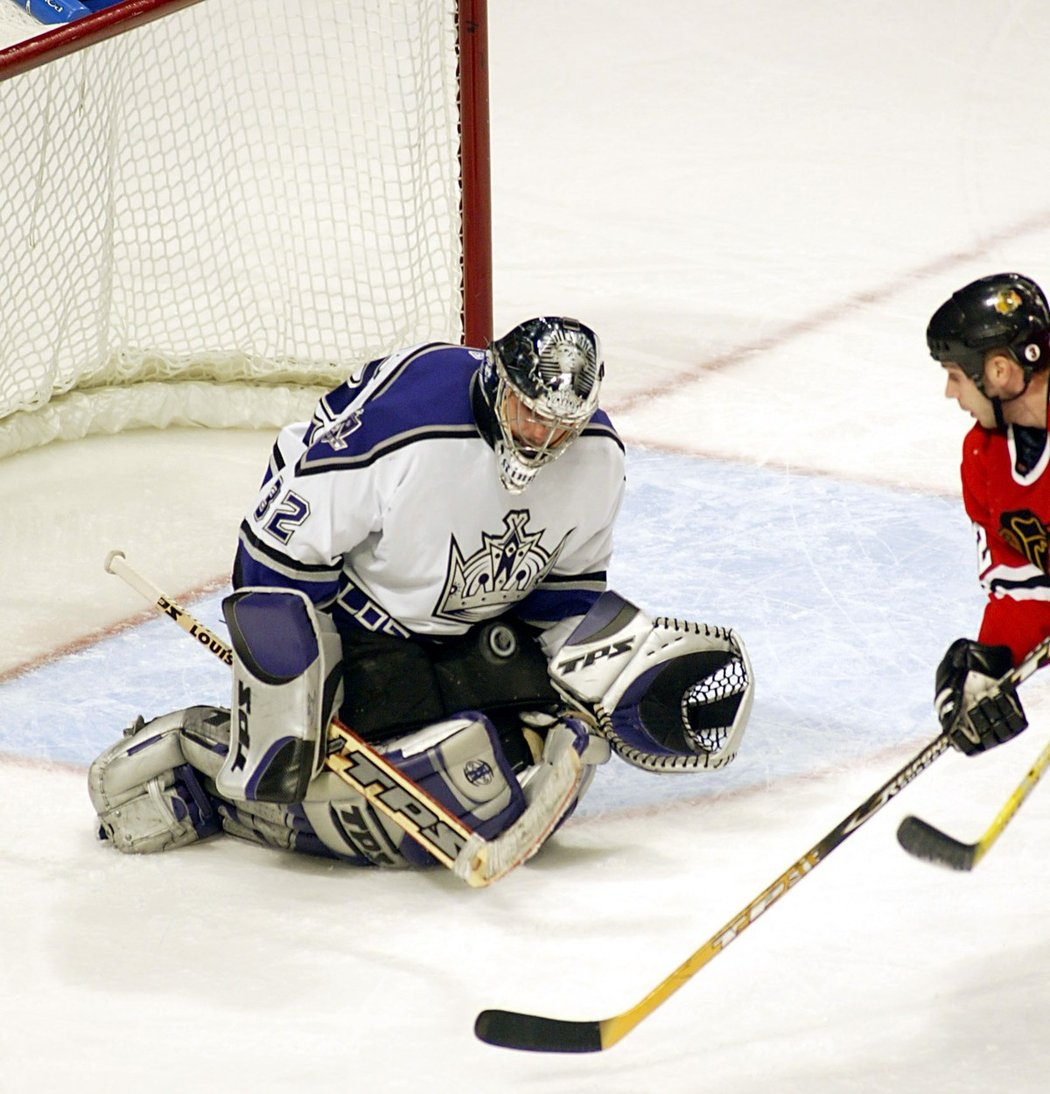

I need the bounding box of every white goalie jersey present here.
[234,342,626,642]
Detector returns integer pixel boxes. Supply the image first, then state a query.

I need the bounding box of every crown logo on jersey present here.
[434,510,569,621]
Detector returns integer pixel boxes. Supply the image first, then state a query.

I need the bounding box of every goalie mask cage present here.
[0,0,491,459]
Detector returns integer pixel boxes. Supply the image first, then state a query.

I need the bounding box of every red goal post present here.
[0,0,492,458]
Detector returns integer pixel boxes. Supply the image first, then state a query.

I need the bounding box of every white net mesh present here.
[0,0,469,457]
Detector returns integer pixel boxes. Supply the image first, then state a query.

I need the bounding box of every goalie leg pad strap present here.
[215,798,377,864]
[88,707,227,853]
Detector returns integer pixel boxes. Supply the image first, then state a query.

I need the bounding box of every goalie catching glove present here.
[935,638,1027,756]
[547,592,754,772]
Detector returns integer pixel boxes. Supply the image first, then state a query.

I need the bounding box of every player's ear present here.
[985,352,1015,386]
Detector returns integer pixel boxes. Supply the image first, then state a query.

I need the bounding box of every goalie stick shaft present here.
[105,550,233,665]
[896,634,1050,872]
[475,731,950,1053]
[103,549,571,887]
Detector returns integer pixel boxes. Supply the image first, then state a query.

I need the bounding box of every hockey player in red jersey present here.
[926,272,1050,755]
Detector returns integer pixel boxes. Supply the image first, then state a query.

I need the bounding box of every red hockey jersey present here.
[961,422,1050,665]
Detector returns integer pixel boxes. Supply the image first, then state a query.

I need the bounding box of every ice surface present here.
[3,3,1050,1092]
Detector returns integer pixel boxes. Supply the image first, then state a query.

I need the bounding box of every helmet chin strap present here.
[984,358,1035,430]
[991,395,1007,431]
[989,387,1027,430]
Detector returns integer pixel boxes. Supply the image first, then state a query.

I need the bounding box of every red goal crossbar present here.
[0,0,205,81]
[0,0,492,458]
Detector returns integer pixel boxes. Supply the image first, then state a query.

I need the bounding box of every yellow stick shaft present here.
[972,735,1050,867]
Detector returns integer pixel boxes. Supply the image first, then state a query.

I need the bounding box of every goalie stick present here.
[104,549,582,888]
[475,732,950,1052]
[896,634,1050,872]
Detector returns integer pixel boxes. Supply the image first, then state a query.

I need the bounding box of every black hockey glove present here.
[934,638,1027,756]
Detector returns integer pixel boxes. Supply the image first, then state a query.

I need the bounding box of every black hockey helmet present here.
[926,272,1050,392]
[476,317,603,493]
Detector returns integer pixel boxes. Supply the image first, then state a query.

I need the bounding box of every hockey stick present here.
[475,732,950,1052]
[104,549,581,888]
[895,635,1050,871]
[477,636,1050,1052]
[896,738,1050,870]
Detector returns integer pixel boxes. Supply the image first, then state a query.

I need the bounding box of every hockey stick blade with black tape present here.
[896,634,1050,872]
[104,549,579,887]
[475,731,950,1053]
[895,815,978,870]
[897,732,1050,871]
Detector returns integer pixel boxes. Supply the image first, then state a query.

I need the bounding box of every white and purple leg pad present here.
[216,587,343,803]
[303,712,527,868]
[87,706,228,853]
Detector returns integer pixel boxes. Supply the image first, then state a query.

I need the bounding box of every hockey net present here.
[0,0,490,459]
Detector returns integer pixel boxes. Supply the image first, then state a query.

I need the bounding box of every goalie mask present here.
[476,316,603,493]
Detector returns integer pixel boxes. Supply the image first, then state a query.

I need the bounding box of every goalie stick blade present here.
[896,815,977,871]
[474,1010,603,1054]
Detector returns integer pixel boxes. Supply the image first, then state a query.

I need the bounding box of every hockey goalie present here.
[88,318,754,878]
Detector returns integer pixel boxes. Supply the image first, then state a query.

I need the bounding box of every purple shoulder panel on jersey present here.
[299,344,483,473]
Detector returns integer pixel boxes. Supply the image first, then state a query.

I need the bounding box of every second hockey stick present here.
[104,549,581,888]
[895,634,1050,871]
[475,730,950,1052]
[476,635,1050,1051]
[896,734,1050,871]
